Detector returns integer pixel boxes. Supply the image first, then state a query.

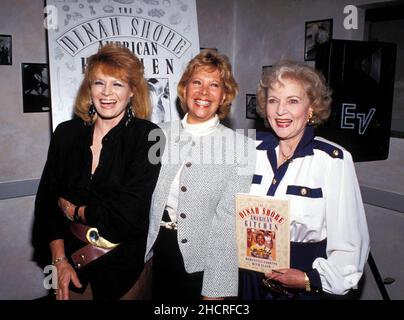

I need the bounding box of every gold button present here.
[333,149,339,157]
[272,178,277,185]
[300,188,307,196]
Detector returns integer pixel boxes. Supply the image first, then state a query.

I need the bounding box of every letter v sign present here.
[357,108,376,135]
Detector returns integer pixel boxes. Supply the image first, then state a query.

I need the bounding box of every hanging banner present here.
[45,0,200,130]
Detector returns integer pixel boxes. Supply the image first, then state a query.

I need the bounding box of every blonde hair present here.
[256,60,332,127]
[177,49,238,120]
[74,44,151,122]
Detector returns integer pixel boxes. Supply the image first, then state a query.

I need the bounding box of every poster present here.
[46,0,200,130]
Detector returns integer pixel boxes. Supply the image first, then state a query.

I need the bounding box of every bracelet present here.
[52,256,68,265]
[73,206,81,223]
[304,272,311,292]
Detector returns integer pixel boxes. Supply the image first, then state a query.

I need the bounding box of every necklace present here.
[280,149,293,162]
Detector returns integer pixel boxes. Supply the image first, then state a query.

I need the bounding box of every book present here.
[236,193,290,273]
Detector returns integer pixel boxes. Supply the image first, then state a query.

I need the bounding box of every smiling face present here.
[183,67,225,124]
[266,78,313,144]
[256,234,266,245]
[90,68,133,126]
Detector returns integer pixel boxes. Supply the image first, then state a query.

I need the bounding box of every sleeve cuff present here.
[83,201,98,225]
[307,269,322,293]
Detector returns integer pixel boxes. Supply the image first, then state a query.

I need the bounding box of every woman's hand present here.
[50,239,82,300]
[264,268,306,290]
[58,197,74,221]
[54,260,82,300]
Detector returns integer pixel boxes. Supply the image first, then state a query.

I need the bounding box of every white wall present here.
[0,0,51,182]
[0,197,46,299]
[360,204,404,299]
[0,0,50,299]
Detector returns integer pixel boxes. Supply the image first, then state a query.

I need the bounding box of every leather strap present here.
[69,223,113,269]
[71,243,112,269]
[69,223,90,243]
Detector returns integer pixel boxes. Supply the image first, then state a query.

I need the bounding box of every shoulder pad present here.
[313,139,344,159]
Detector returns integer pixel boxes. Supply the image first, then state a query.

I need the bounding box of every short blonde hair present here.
[256,60,332,127]
[177,49,238,120]
[74,44,151,122]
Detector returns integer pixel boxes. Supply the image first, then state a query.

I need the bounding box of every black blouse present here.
[31,113,164,299]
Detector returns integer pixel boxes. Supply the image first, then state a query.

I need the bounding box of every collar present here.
[256,126,315,171]
[257,126,314,157]
[258,127,315,196]
[181,113,220,137]
[292,126,315,159]
[85,108,134,146]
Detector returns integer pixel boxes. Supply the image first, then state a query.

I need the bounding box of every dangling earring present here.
[125,102,135,126]
[307,111,314,126]
[86,103,96,125]
[88,104,96,117]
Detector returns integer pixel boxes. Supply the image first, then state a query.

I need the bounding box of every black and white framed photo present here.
[262,65,273,76]
[21,63,51,113]
[246,94,258,119]
[0,34,12,65]
[304,19,333,61]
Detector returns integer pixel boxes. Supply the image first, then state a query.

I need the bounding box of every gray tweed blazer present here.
[145,120,256,297]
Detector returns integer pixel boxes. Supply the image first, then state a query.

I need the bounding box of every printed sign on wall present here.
[46,0,200,130]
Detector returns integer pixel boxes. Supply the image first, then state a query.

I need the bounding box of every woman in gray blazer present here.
[145,49,256,300]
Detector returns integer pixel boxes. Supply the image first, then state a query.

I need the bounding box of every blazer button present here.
[181,186,187,192]
[300,188,308,196]
[180,213,186,219]
[185,162,192,167]
[333,149,339,157]
[181,239,188,244]
[272,178,277,185]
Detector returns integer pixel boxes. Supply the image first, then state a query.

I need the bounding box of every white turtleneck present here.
[164,114,220,223]
[181,113,220,137]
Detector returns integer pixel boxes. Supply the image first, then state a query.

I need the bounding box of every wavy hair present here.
[256,60,332,127]
[74,43,151,122]
[177,49,238,120]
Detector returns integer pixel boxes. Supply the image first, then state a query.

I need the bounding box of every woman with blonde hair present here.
[145,49,255,300]
[240,60,369,300]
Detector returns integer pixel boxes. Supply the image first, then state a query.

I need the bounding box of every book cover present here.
[236,193,290,273]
